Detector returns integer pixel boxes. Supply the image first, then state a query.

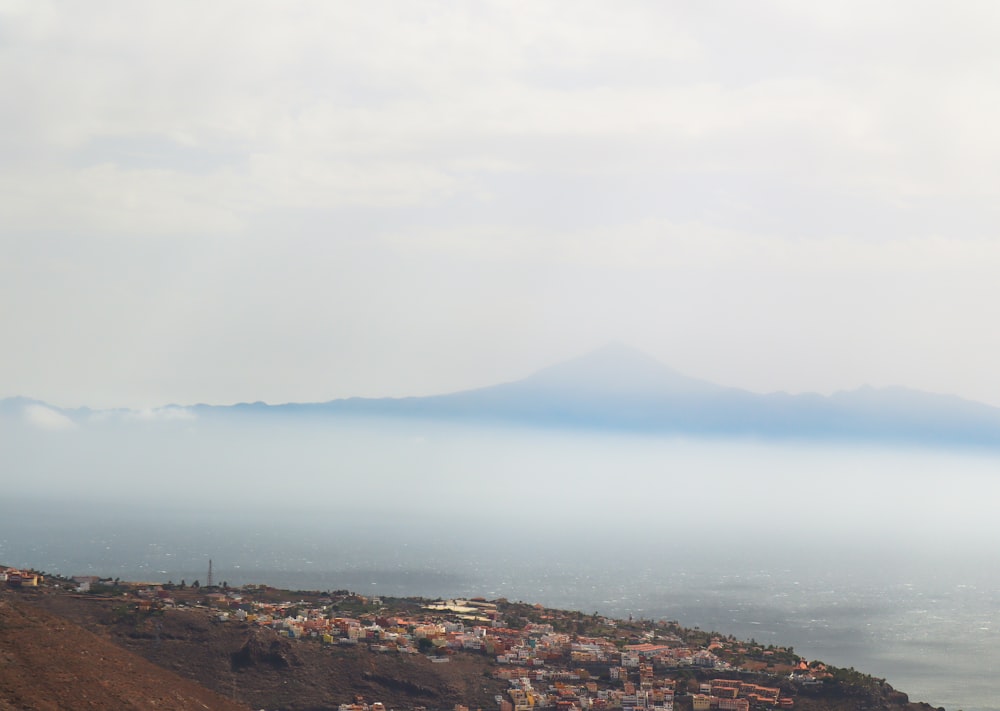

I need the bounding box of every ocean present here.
[3,418,999,710]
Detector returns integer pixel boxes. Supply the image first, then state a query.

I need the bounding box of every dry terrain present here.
[0,592,251,711]
[17,589,507,711]
[2,588,945,711]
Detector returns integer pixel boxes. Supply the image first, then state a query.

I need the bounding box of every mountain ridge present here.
[5,344,1000,448]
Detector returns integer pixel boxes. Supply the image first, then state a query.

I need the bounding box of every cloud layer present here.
[4,1,1000,408]
[24,404,76,431]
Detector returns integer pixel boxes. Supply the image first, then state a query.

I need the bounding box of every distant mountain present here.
[6,344,1000,448]
[205,344,1000,446]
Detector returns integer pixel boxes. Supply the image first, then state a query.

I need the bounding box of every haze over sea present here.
[4,417,999,711]
[8,5,1000,711]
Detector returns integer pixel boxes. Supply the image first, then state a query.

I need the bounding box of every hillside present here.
[0,592,251,711]
[23,589,508,711]
[4,581,946,711]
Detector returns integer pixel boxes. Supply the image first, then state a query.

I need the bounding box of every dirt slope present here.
[0,593,252,711]
[26,592,507,711]
[9,590,943,711]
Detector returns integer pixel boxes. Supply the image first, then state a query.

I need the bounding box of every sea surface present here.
[3,418,999,710]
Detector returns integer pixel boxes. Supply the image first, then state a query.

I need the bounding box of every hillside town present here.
[205,594,823,711]
[0,564,858,711]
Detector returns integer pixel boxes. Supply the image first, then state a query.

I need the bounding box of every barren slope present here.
[0,592,251,711]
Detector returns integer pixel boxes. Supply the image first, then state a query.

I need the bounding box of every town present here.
[0,565,871,711]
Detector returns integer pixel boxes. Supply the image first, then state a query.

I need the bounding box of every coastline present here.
[2,564,944,711]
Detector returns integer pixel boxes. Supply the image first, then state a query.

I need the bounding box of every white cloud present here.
[3,0,1000,233]
[6,1,1000,409]
[84,406,197,423]
[0,164,246,234]
[23,404,76,431]
[381,219,1000,274]
[128,406,197,422]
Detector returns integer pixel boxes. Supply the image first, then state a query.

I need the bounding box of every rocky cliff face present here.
[231,630,299,670]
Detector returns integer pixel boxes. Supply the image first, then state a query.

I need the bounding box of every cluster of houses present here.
[216,596,508,653]
[491,654,797,711]
[0,566,43,587]
[494,674,794,711]
[4,569,827,711]
[690,679,791,710]
[187,592,812,710]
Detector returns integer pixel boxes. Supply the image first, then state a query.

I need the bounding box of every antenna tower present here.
[207,559,213,588]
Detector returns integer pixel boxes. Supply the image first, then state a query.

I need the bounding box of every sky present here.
[4,1,1000,410]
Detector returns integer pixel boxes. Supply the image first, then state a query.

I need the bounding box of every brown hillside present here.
[27,593,508,711]
[0,593,251,711]
[10,589,943,711]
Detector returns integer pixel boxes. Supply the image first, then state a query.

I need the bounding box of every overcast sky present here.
[4,1,1000,409]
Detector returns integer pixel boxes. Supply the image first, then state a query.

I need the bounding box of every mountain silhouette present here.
[207,344,1000,446]
[6,344,1000,447]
